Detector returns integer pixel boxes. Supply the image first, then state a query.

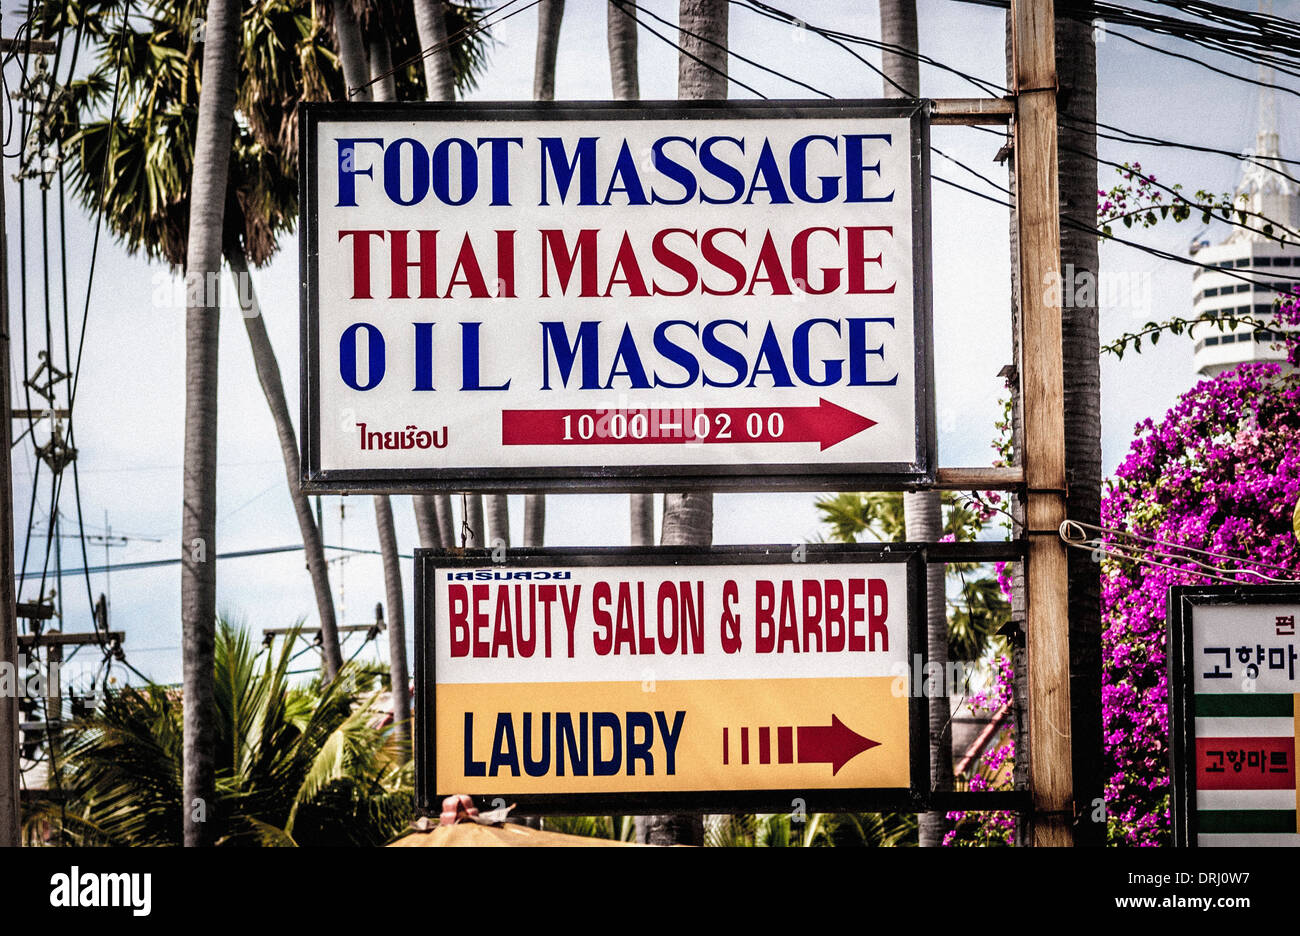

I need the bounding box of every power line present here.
[951,0,1300,88]
[933,162,1300,295]
[45,543,418,578]
[736,0,1009,97]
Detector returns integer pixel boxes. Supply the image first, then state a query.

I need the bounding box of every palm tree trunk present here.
[675,0,726,99]
[636,0,728,848]
[181,0,241,848]
[355,31,413,747]
[523,4,566,539]
[630,495,654,546]
[533,0,565,101]
[434,495,456,546]
[413,496,441,548]
[609,3,649,545]
[465,494,485,547]
[878,0,950,847]
[880,0,919,96]
[330,0,371,101]
[1056,11,1103,847]
[523,495,545,546]
[411,3,459,551]
[607,1,639,99]
[368,29,397,103]
[486,494,510,547]
[226,246,343,680]
[374,495,410,747]
[413,0,456,100]
[905,491,951,846]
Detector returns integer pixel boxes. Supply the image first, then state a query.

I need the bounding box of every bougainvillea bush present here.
[1101,292,1300,845]
[943,653,1016,846]
[947,291,1300,846]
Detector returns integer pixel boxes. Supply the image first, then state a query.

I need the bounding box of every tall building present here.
[1191,68,1300,377]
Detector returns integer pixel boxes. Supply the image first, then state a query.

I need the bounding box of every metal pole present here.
[1011,0,1074,846]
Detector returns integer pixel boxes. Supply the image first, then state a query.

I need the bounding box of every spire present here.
[1256,1,1279,158]
[1229,1,1297,243]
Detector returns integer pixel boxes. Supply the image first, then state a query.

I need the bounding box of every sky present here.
[3,0,1296,688]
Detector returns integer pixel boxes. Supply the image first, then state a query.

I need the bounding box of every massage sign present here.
[299,101,934,491]
[413,548,925,811]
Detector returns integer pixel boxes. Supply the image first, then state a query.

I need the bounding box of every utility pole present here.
[0,21,34,849]
[1011,0,1074,846]
[0,26,57,846]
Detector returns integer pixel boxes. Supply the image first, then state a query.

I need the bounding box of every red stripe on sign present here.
[723,727,729,765]
[759,726,771,765]
[741,727,750,765]
[778,726,794,764]
[1196,737,1296,790]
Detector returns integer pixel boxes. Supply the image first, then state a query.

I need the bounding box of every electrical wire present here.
[1060,520,1299,584]
[737,0,1010,97]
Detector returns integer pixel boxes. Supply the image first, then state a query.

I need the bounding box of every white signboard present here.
[1170,587,1300,847]
[413,546,925,813]
[300,101,934,492]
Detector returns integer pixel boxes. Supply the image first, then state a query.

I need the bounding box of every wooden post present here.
[1011,0,1074,846]
[0,17,21,849]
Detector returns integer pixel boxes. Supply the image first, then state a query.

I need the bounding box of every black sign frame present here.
[299,99,937,494]
[412,543,928,817]
[1168,583,1300,847]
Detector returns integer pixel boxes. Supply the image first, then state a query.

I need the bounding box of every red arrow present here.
[797,715,879,775]
[501,399,875,452]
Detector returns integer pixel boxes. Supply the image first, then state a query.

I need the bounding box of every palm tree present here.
[659,0,727,561]
[413,0,456,101]
[180,0,242,847]
[635,0,728,848]
[815,491,1009,662]
[45,1,347,680]
[607,2,651,546]
[373,496,410,749]
[1055,10,1103,849]
[607,0,638,100]
[877,0,951,848]
[411,1,469,552]
[704,810,917,847]
[533,0,564,101]
[227,248,342,679]
[351,10,413,748]
[330,0,371,100]
[516,1,571,547]
[24,620,412,846]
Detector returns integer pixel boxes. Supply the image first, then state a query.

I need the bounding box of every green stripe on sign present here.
[1197,810,1297,834]
[1194,694,1294,717]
